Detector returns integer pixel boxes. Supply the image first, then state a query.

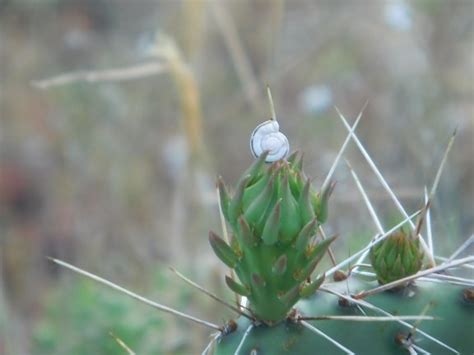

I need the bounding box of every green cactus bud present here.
[211,152,335,323]
[370,229,424,286]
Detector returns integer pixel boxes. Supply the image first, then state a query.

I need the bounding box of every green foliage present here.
[214,276,474,354]
[32,275,188,355]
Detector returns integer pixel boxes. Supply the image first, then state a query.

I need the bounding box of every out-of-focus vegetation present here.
[33,277,168,354]
[0,0,472,354]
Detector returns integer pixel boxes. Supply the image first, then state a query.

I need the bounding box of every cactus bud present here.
[369,229,424,286]
[211,152,335,323]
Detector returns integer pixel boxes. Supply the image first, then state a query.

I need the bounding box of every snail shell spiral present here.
[250,120,290,162]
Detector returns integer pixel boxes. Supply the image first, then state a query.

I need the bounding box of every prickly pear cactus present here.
[210,149,474,353]
[48,93,474,355]
[209,109,474,354]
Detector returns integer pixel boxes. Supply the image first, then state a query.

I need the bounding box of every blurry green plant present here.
[32,274,191,355]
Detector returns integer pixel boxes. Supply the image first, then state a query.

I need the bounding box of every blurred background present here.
[0,0,472,354]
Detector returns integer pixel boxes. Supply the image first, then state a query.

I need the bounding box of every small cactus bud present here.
[370,229,424,286]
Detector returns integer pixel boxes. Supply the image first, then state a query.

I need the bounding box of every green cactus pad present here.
[214,276,474,354]
[212,152,335,323]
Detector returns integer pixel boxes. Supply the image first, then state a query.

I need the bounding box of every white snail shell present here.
[250,120,290,162]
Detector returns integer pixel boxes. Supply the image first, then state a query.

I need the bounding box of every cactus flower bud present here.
[212,152,335,323]
[370,229,424,286]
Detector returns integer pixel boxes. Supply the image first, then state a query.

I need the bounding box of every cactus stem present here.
[169,267,254,320]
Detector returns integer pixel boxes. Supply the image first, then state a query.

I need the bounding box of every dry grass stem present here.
[31,62,167,89]
[211,1,261,114]
[109,332,136,355]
